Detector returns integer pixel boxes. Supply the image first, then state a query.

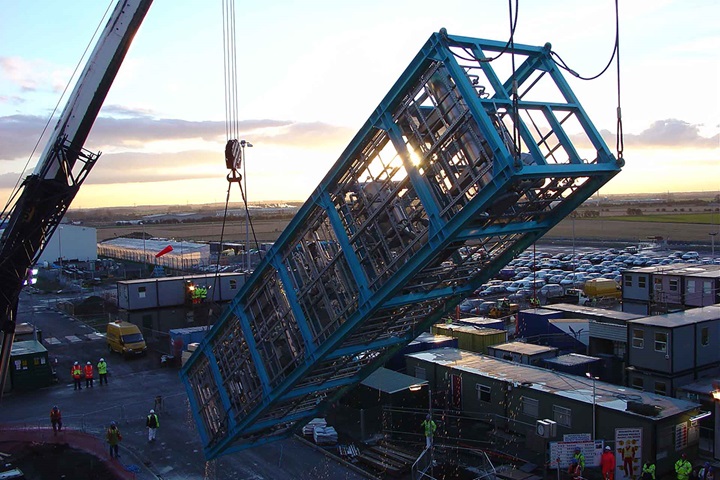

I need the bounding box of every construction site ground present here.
[0,290,372,480]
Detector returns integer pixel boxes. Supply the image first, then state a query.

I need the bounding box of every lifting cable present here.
[508,0,521,166]
[451,1,522,163]
[0,0,115,219]
[550,0,624,162]
[216,0,263,291]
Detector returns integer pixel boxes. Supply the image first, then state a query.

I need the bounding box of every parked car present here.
[539,284,564,298]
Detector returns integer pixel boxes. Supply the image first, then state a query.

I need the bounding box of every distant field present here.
[601,213,718,224]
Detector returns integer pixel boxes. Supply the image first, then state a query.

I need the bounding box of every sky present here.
[0,0,718,209]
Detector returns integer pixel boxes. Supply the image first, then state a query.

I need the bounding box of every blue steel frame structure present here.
[180,29,624,459]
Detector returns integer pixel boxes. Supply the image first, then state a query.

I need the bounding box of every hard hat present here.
[74,361,78,365]
[150,409,155,414]
[111,421,116,426]
[605,446,611,451]
[87,361,91,365]
[100,358,104,362]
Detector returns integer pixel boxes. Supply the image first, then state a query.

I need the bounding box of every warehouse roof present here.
[488,341,557,355]
[361,367,427,394]
[406,348,699,419]
[630,305,720,327]
[99,237,207,252]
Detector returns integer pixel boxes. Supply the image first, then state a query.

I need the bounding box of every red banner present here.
[155,245,173,258]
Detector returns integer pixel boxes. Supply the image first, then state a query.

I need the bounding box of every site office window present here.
[521,396,539,418]
[476,383,491,403]
[631,377,643,390]
[624,275,633,288]
[654,331,668,353]
[669,279,679,292]
[654,381,667,396]
[638,276,647,289]
[701,327,710,347]
[687,280,696,294]
[138,286,147,299]
[632,329,644,348]
[552,405,572,427]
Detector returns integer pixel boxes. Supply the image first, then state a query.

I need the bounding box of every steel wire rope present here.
[0,0,116,220]
[217,1,263,304]
[449,0,519,64]
[209,0,243,302]
[549,0,624,161]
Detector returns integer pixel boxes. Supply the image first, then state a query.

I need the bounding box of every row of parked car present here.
[460,245,715,315]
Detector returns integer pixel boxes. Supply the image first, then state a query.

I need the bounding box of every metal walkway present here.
[180,29,623,459]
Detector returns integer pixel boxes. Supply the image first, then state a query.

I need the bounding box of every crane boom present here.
[0,0,153,398]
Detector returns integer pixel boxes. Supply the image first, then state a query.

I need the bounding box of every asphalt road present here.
[1,291,372,480]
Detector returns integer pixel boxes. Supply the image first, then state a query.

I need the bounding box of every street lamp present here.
[58,226,64,281]
[240,140,253,271]
[586,372,598,440]
[710,232,717,261]
[713,389,720,461]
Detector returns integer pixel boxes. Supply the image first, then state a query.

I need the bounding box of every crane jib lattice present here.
[180,29,624,459]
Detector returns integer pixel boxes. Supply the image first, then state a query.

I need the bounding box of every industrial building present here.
[626,305,720,396]
[405,348,702,478]
[622,264,720,315]
[98,237,209,270]
[37,224,98,264]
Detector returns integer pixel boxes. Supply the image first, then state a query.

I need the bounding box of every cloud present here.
[0,112,353,192]
[598,119,719,149]
[0,56,67,93]
[0,112,353,161]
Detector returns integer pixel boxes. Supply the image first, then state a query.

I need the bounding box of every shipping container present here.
[10,340,54,390]
[432,324,507,354]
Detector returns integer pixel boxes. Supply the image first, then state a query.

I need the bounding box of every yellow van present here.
[106,321,147,357]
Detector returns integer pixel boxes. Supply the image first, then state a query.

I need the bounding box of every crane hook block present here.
[225,139,242,171]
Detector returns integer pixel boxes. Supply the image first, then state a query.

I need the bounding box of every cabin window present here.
[669,279,678,292]
[632,329,644,348]
[701,327,710,347]
[654,332,668,353]
[476,384,491,403]
[631,377,643,390]
[654,381,667,396]
[638,276,646,289]
[138,286,146,299]
[624,275,633,287]
[687,280,696,294]
[230,280,237,289]
[704,281,712,295]
[522,397,539,418]
[553,405,572,427]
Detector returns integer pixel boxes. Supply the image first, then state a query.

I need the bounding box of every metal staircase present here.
[180,29,623,459]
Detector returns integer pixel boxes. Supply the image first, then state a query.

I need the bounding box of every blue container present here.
[169,326,212,356]
[517,308,563,338]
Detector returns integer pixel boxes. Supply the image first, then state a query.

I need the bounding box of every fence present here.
[381,406,538,466]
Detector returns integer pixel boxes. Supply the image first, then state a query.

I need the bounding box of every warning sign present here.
[549,440,604,469]
[615,427,642,480]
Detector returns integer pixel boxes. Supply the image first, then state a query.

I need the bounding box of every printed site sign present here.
[549,440,604,469]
